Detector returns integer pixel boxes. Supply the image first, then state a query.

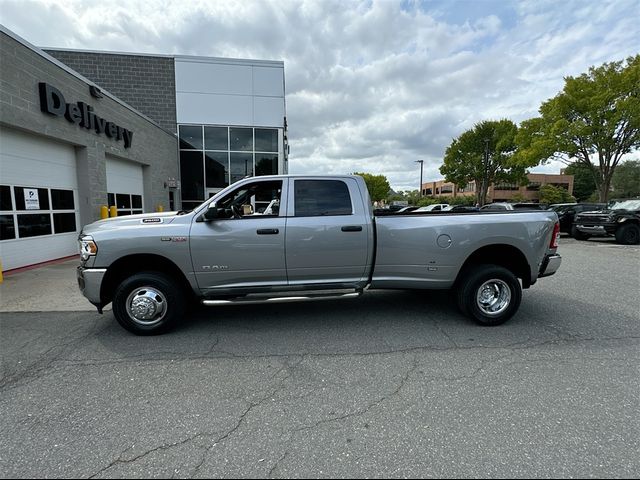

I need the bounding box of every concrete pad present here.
[0,259,109,312]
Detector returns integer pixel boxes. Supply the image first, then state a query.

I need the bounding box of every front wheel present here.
[615,223,640,245]
[457,265,522,326]
[112,272,186,335]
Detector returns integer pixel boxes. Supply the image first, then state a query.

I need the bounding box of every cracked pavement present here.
[1,238,639,478]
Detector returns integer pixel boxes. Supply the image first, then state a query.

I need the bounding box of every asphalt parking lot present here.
[1,237,639,478]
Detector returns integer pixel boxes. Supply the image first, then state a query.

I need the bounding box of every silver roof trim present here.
[41,47,284,68]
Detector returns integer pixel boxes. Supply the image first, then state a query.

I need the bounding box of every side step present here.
[202,289,362,306]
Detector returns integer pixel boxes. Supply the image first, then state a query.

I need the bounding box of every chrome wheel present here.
[476,279,511,317]
[125,287,168,325]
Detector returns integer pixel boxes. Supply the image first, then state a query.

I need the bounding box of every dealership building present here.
[0,26,287,271]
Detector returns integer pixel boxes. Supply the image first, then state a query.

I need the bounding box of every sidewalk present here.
[0,258,108,312]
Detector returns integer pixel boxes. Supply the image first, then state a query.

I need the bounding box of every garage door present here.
[0,127,79,271]
[106,156,144,216]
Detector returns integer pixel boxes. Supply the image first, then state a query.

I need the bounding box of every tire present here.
[571,225,590,240]
[615,223,640,245]
[456,265,522,326]
[112,272,186,335]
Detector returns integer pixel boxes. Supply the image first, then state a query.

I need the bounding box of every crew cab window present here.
[294,180,353,217]
[216,180,282,218]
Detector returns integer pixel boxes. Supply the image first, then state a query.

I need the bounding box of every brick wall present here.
[44,50,177,133]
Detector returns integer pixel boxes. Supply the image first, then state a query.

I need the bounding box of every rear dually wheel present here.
[457,265,522,326]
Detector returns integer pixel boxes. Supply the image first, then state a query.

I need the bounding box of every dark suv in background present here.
[549,203,606,237]
[573,199,640,245]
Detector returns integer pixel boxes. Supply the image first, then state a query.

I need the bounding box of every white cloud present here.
[0,0,638,190]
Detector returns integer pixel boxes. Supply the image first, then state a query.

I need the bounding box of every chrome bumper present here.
[539,254,562,278]
[77,267,106,305]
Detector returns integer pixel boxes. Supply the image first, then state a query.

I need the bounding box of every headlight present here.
[79,236,98,261]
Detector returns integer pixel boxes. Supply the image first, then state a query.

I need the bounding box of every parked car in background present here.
[480,202,545,211]
[415,203,450,212]
[442,205,480,212]
[549,202,606,236]
[396,206,419,213]
[574,199,640,244]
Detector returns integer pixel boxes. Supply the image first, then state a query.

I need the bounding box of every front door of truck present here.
[285,178,370,286]
[190,179,287,294]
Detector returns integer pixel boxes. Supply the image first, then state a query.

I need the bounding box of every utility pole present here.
[415,160,424,197]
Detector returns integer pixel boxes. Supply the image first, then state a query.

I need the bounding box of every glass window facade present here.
[178,125,281,204]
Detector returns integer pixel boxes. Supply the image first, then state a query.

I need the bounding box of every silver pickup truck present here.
[77,175,562,334]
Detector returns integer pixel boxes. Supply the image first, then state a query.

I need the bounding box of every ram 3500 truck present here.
[77,175,562,335]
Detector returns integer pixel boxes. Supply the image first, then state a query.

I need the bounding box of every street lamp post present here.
[415,160,424,197]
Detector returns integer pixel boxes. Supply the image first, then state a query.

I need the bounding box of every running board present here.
[202,290,362,306]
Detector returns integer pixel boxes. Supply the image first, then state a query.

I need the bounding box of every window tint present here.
[1,215,15,240]
[230,128,253,151]
[51,189,74,210]
[0,186,12,210]
[230,153,253,184]
[204,126,228,150]
[294,180,352,217]
[255,129,278,152]
[53,213,76,233]
[17,214,52,237]
[116,194,131,209]
[179,125,203,150]
[205,152,229,188]
[132,195,142,209]
[256,154,278,176]
[180,151,205,200]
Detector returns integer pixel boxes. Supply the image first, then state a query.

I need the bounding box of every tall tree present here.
[353,172,390,202]
[563,162,597,201]
[440,119,530,206]
[515,55,640,202]
[612,159,640,198]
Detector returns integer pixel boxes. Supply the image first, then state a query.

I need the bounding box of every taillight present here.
[550,222,560,249]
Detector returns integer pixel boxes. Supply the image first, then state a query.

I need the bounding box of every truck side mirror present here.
[203,206,221,221]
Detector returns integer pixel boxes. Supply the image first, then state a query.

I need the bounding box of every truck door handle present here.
[257,228,279,235]
[341,226,363,232]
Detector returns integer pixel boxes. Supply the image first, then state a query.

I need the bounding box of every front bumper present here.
[539,254,562,278]
[77,266,107,309]
[575,224,609,235]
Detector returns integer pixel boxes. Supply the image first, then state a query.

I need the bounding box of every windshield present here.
[550,204,574,213]
[609,200,640,210]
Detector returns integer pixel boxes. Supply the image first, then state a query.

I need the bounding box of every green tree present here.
[440,119,531,206]
[515,55,640,202]
[564,163,597,201]
[353,172,391,202]
[612,160,640,198]
[539,184,576,205]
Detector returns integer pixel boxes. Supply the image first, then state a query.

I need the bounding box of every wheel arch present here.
[455,244,532,288]
[100,254,194,305]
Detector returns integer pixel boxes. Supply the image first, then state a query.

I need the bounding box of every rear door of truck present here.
[284,177,371,286]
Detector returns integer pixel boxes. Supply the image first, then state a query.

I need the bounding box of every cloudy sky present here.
[1,0,638,190]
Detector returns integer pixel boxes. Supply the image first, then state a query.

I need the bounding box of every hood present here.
[81,211,185,235]
[575,208,639,219]
[576,209,611,217]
